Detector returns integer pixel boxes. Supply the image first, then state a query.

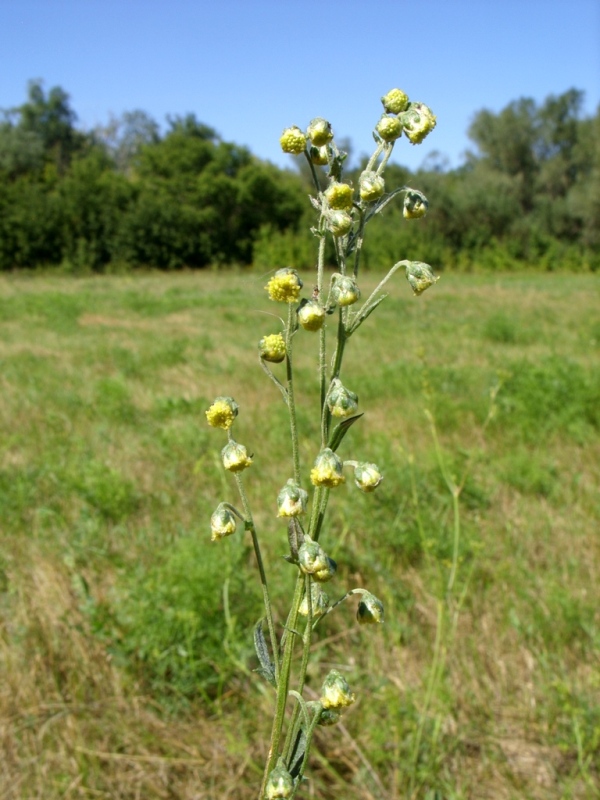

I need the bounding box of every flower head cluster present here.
[221,440,253,472]
[310,448,345,488]
[210,503,237,541]
[259,333,286,363]
[279,126,307,155]
[205,396,238,430]
[405,261,439,296]
[297,300,325,331]
[265,268,303,303]
[327,378,359,418]
[320,669,356,710]
[353,462,383,493]
[277,479,308,518]
[375,88,436,147]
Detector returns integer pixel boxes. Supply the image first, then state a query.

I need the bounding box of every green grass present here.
[0,270,598,799]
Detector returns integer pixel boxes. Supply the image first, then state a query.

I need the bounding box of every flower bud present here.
[299,583,329,618]
[310,447,345,488]
[357,591,385,625]
[331,275,360,307]
[210,503,237,541]
[205,396,239,430]
[265,268,303,303]
[309,145,329,165]
[324,181,354,211]
[277,479,308,518]
[279,126,307,155]
[400,102,437,145]
[327,378,359,418]
[298,535,329,575]
[297,300,326,331]
[359,171,385,203]
[405,261,439,296]
[321,669,356,710]
[259,333,286,363]
[381,88,409,115]
[403,190,429,220]
[265,758,294,799]
[307,117,333,147]
[353,462,383,492]
[327,210,353,237]
[313,556,337,583]
[375,114,403,142]
[221,440,253,472]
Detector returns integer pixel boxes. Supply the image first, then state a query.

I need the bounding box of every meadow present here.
[0,269,598,799]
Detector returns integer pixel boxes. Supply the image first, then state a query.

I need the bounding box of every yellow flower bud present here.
[259,333,286,363]
[299,584,330,618]
[381,88,409,114]
[321,669,356,710]
[309,145,329,166]
[221,440,253,472]
[359,171,385,203]
[327,378,359,418]
[279,126,307,155]
[353,462,383,492]
[265,268,303,303]
[277,479,308,517]
[310,448,345,488]
[210,503,237,541]
[306,117,333,147]
[205,396,238,430]
[405,261,439,296]
[297,300,326,331]
[403,190,429,220]
[265,758,294,799]
[331,275,360,307]
[376,114,403,142]
[356,591,385,625]
[324,181,354,211]
[327,210,353,237]
[401,102,437,145]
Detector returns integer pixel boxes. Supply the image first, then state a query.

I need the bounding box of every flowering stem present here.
[285,304,301,484]
[233,473,280,682]
[261,574,305,796]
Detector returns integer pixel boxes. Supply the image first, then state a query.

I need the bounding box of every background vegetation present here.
[0,270,598,798]
[0,81,598,273]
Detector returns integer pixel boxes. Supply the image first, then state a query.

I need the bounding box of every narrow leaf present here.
[327,413,364,451]
[253,619,276,687]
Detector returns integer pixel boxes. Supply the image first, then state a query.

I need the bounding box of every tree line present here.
[0,81,598,272]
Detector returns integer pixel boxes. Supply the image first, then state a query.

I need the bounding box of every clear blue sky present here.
[1,0,599,172]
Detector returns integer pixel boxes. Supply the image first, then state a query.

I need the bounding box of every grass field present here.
[0,269,598,799]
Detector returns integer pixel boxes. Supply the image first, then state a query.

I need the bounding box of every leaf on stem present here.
[253,619,277,688]
[327,413,364,452]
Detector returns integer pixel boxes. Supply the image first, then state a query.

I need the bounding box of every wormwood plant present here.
[205,88,438,799]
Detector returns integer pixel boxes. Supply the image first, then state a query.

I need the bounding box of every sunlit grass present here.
[0,270,598,798]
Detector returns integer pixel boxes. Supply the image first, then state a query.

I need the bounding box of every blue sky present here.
[1,0,599,172]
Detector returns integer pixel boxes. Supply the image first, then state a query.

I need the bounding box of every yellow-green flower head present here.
[309,144,329,166]
[307,117,333,147]
[359,170,385,203]
[332,275,360,307]
[405,261,439,296]
[298,535,329,575]
[327,378,359,418]
[381,87,409,115]
[354,462,383,493]
[324,181,354,211]
[299,583,329,618]
[277,479,308,517]
[321,669,356,710]
[357,591,385,625]
[317,707,342,726]
[327,210,353,237]
[403,189,429,220]
[279,125,307,155]
[376,114,403,142]
[401,102,437,145]
[297,299,326,332]
[210,503,237,541]
[310,447,345,488]
[313,556,337,583]
[221,440,253,472]
[205,396,239,430]
[265,758,294,800]
[259,333,286,363]
[265,268,303,303]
